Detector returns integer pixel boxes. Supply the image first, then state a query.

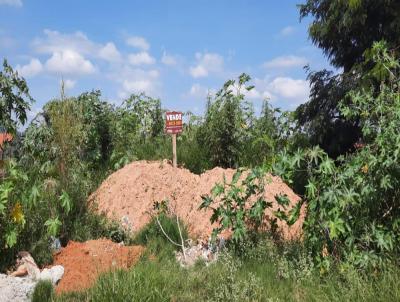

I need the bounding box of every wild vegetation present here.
[1,1,400,301]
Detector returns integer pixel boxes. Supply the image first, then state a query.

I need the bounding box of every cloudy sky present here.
[0,0,330,116]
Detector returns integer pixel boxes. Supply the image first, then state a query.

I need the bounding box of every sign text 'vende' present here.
[165,111,183,134]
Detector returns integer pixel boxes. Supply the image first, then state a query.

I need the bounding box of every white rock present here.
[39,265,64,285]
[0,274,36,302]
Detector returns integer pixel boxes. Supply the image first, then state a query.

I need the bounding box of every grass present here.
[32,280,55,302]
[53,235,400,302]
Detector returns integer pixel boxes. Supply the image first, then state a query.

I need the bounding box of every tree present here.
[110,93,165,169]
[0,59,33,134]
[296,69,361,158]
[297,0,400,157]
[299,0,400,72]
[199,73,254,168]
[277,42,400,268]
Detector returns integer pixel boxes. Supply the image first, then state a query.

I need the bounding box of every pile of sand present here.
[53,239,144,294]
[90,160,304,240]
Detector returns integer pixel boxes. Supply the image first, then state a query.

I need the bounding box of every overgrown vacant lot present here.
[53,237,400,302]
[2,1,400,301]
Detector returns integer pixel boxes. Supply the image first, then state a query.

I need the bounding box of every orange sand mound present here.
[53,239,144,294]
[90,160,304,240]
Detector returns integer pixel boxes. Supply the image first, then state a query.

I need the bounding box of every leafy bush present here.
[110,93,165,169]
[198,73,256,168]
[133,209,188,261]
[0,160,29,250]
[199,167,300,251]
[134,214,185,246]
[275,42,400,269]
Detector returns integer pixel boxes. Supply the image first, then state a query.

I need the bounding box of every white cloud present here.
[45,50,95,75]
[280,26,295,36]
[33,30,95,55]
[251,76,309,107]
[189,65,208,78]
[161,51,177,66]
[189,52,224,78]
[63,79,76,90]
[189,84,204,96]
[16,58,43,78]
[115,67,160,98]
[187,83,208,98]
[126,36,150,51]
[128,52,156,65]
[184,83,216,101]
[263,55,308,69]
[226,82,264,100]
[244,88,262,100]
[123,80,153,93]
[99,42,121,62]
[33,29,121,63]
[267,77,309,100]
[26,29,163,100]
[0,0,22,7]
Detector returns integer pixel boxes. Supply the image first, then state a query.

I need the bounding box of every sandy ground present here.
[53,239,144,294]
[90,160,304,240]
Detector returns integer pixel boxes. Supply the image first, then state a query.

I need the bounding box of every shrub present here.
[274,42,400,269]
[199,167,299,250]
[133,212,188,260]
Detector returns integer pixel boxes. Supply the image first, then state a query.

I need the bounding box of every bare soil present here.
[90,160,304,240]
[52,239,144,294]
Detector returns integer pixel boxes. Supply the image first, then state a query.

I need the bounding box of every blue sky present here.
[0,0,330,117]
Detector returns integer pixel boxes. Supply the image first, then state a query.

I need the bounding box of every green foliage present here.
[0,59,33,134]
[198,74,255,168]
[0,160,28,250]
[16,91,115,248]
[44,217,62,237]
[275,42,400,269]
[134,210,188,260]
[177,112,212,173]
[194,74,303,171]
[297,0,400,158]
[110,93,164,169]
[299,0,400,71]
[296,68,361,158]
[134,214,180,246]
[199,168,291,247]
[32,280,55,302]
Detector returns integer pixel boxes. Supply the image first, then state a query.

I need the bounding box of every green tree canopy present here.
[0,59,33,134]
[299,0,400,72]
[297,0,400,157]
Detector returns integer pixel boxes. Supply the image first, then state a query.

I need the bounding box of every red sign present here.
[165,111,183,134]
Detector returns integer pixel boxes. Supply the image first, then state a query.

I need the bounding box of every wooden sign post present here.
[165,111,183,168]
[172,132,177,168]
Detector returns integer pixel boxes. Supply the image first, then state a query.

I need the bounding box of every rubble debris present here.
[176,237,226,267]
[1,252,65,302]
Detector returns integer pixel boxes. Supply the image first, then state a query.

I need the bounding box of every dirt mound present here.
[53,239,144,294]
[90,160,304,240]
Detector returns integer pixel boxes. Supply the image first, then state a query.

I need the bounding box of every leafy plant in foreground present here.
[0,160,28,249]
[199,168,300,247]
[275,42,400,269]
